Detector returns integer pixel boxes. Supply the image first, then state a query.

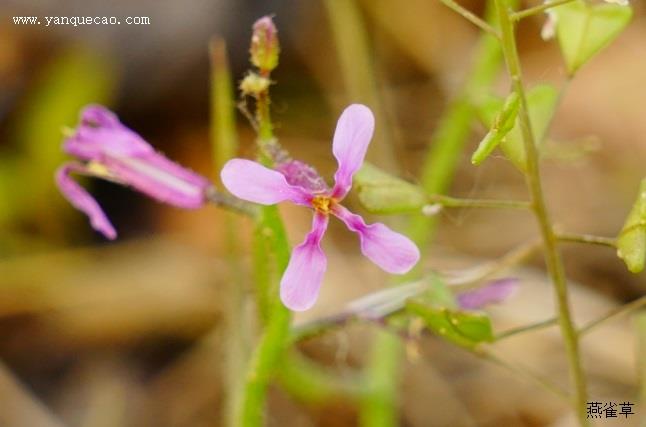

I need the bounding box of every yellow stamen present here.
[312,195,334,214]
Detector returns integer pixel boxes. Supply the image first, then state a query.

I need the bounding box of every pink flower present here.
[56,105,210,239]
[456,278,519,311]
[221,104,420,311]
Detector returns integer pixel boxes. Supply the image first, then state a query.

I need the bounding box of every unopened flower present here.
[541,9,557,41]
[221,104,420,311]
[56,105,210,239]
[250,15,279,73]
[456,278,519,311]
[239,72,272,97]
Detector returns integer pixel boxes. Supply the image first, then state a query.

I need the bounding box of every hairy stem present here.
[237,41,293,426]
[205,186,257,217]
[494,1,589,425]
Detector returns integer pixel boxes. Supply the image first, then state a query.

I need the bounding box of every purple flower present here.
[56,105,210,239]
[221,104,420,311]
[456,278,519,311]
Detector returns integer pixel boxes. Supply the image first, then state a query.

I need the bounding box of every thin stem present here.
[556,232,617,248]
[512,0,578,21]
[494,1,589,425]
[409,0,515,254]
[495,317,558,341]
[448,239,542,290]
[636,312,646,406]
[205,186,257,217]
[439,0,501,38]
[291,311,358,343]
[237,25,294,426]
[278,352,366,404]
[427,194,531,210]
[579,295,646,335]
[477,350,570,399]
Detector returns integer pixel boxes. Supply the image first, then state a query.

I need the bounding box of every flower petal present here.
[64,105,153,161]
[280,213,329,311]
[104,151,209,209]
[221,159,311,205]
[331,104,375,199]
[457,278,519,311]
[80,104,121,128]
[333,205,419,274]
[55,163,116,240]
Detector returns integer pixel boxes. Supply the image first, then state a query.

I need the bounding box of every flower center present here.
[311,195,334,214]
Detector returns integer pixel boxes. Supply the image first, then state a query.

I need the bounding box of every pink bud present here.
[250,15,280,73]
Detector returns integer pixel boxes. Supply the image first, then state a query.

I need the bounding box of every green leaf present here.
[617,178,646,273]
[423,275,457,309]
[406,300,494,349]
[354,163,427,214]
[472,91,519,165]
[553,0,632,75]
[478,84,559,172]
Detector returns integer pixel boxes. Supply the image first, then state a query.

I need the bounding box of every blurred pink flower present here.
[56,105,210,239]
[221,104,420,311]
[456,278,519,311]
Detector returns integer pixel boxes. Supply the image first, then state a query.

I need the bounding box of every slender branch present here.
[439,0,501,38]
[277,352,366,403]
[477,350,570,399]
[494,1,589,425]
[427,194,531,210]
[447,239,542,290]
[579,295,646,335]
[291,311,357,343]
[495,317,558,341]
[512,0,578,21]
[205,186,257,217]
[556,232,617,248]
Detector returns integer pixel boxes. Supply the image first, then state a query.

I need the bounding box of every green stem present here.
[556,232,617,248]
[494,1,589,425]
[512,0,578,21]
[237,44,293,426]
[439,0,501,38]
[636,312,646,407]
[495,317,558,341]
[278,352,366,404]
[428,194,531,210]
[579,295,646,335]
[239,207,292,426]
[205,187,257,217]
[478,350,570,399]
[359,330,402,427]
